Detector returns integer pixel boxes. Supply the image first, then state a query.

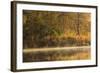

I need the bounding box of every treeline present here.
[23,10,91,49]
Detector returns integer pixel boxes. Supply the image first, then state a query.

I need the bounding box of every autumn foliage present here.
[23,10,91,48]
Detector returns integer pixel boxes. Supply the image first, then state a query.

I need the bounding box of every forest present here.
[23,10,91,62]
[23,10,91,49]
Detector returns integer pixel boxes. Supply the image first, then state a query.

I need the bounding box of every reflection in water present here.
[23,47,91,62]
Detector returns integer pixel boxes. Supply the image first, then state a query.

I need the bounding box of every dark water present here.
[23,48,90,62]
